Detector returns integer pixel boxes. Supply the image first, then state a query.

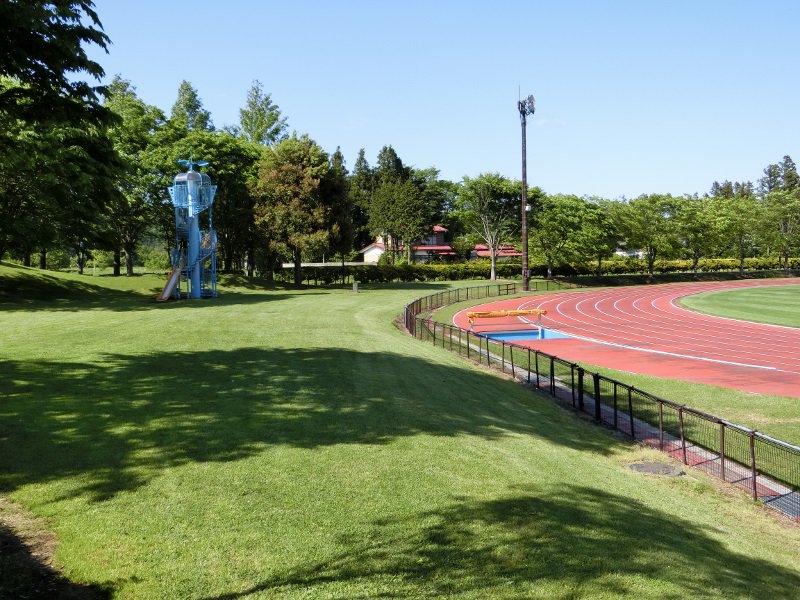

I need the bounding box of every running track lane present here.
[452,280,800,398]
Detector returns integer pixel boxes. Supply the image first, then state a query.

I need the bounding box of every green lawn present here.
[680,284,800,328]
[2,263,800,598]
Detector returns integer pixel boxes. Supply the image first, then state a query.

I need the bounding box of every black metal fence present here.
[403,283,800,522]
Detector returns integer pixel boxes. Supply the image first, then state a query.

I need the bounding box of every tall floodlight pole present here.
[518,94,535,291]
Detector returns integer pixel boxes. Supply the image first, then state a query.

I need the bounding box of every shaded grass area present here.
[1,264,800,597]
[0,499,111,599]
[680,284,800,328]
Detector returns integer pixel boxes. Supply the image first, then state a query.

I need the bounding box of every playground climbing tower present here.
[161,158,218,300]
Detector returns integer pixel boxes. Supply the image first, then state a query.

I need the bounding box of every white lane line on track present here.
[510,284,800,371]
[559,331,782,372]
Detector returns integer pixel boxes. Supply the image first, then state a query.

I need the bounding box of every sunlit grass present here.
[1,264,800,598]
[680,284,800,327]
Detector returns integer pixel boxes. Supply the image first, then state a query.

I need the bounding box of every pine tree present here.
[170,80,212,131]
[238,80,287,145]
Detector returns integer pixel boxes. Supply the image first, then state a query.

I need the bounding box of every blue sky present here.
[86,0,800,199]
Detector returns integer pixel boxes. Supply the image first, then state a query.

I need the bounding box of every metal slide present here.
[155,264,182,302]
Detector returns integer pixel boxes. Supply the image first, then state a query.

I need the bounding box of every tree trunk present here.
[246,246,255,278]
[292,246,302,286]
[22,253,31,267]
[39,248,47,270]
[546,258,553,279]
[113,249,121,276]
[124,242,135,276]
[489,247,497,281]
[596,254,603,277]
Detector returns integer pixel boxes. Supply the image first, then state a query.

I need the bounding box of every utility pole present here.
[518,94,535,291]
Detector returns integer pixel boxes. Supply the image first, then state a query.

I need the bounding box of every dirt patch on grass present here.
[0,497,110,599]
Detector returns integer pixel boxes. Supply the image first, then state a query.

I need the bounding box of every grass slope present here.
[680,284,800,328]
[1,265,799,598]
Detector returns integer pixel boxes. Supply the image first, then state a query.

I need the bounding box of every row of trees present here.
[2,2,799,286]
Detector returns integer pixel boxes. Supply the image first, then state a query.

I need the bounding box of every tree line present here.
[2,2,799,286]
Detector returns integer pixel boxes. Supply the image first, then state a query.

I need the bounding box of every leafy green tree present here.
[781,155,799,190]
[348,148,374,251]
[530,193,586,278]
[238,80,287,145]
[759,164,783,194]
[371,177,430,263]
[0,1,119,265]
[0,0,112,128]
[324,147,354,260]
[368,147,440,263]
[375,145,410,183]
[252,134,343,284]
[170,80,213,131]
[762,188,800,270]
[758,156,799,194]
[103,76,166,275]
[672,195,718,274]
[0,78,119,267]
[369,146,410,261]
[572,198,620,276]
[710,180,735,198]
[614,194,680,276]
[709,190,763,274]
[454,173,519,280]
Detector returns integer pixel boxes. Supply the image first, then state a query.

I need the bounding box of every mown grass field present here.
[1,263,800,598]
[680,284,800,328]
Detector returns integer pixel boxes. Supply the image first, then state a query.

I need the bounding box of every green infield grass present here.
[680,284,800,328]
[2,263,800,598]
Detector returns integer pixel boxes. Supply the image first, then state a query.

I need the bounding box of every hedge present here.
[277,257,800,285]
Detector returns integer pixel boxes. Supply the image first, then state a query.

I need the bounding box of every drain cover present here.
[627,461,685,477]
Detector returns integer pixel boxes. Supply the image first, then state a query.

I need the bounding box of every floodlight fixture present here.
[519,95,536,117]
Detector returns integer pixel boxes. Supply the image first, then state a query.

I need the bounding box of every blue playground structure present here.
[156,158,218,301]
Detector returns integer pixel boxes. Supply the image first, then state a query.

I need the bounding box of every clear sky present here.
[85,0,800,199]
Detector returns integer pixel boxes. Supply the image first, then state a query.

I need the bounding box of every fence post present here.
[432,323,436,346]
[719,422,726,481]
[466,330,470,360]
[509,345,515,379]
[593,373,601,421]
[658,401,664,450]
[576,367,584,411]
[678,407,688,465]
[549,356,556,396]
[750,432,758,501]
[627,388,635,439]
[527,348,531,384]
[613,382,618,429]
[500,341,506,373]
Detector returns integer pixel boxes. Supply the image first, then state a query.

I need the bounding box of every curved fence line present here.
[402,282,800,522]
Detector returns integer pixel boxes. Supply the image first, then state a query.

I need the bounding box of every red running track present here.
[452,280,800,398]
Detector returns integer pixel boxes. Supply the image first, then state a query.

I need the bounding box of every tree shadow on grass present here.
[0,521,111,599]
[0,272,309,313]
[0,347,616,502]
[207,484,800,600]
